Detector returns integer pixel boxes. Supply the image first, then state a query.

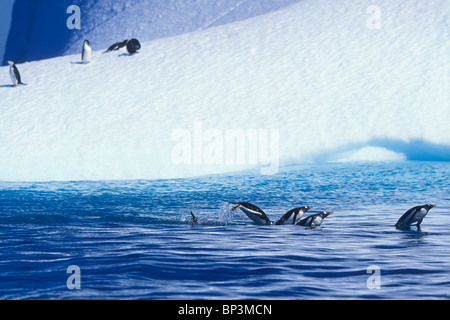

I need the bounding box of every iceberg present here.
[0,0,449,181]
[3,0,299,65]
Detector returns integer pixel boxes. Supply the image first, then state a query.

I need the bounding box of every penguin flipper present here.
[275,210,294,225]
[296,216,310,226]
[395,206,418,228]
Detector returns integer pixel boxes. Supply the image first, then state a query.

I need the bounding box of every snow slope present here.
[3,0,299,65]
[62,0,302,56]
[1,0,449,181]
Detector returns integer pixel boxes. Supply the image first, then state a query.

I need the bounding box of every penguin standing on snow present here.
[7,60,26,87]
[395,204,435,229]
[81,40,92,64]
[296,211,333,228]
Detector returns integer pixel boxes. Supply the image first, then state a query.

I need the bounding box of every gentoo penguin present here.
[104,40,128,53]
[395,204,435,229]
[7,60,25,87]
[190,211,198,224]
[231,202,315,226]
[275,206,313,225]
[126,38,141,55]
[231,202,272,225]
[296,211,333,228]
[81,40,92,64]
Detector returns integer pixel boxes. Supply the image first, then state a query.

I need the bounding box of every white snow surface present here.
[1,0,449,181]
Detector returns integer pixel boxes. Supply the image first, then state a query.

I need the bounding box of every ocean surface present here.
[0,161,449,300]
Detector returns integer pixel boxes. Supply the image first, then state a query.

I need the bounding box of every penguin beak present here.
[326,212,333,216]
[307,206,314,211]
[430,204,436,208]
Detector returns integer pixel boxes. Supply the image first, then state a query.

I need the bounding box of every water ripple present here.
[1,162,450,299]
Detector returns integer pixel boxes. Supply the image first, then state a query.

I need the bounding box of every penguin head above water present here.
[310,211,333,227]
[300,206,314,213]
[7,60,14,66]
[292,206,314,222]
[320,211,333,218]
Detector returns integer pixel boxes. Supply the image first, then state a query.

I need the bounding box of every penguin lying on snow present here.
[231,202,316,226]
[104,40,128,53]
[7,60,26,87]
[395,204,435,229]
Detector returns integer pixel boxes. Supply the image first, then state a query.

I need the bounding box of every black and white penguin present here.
[231,202,272,226]
[126,38,141,55]
[190,211,198,224]
[275,206,313,225]
[395,204,435,229]
[7,60,25,87]
[81,40,92,64]
[104,40,128,53]
[231,202,315,226]
[296,211,333,228]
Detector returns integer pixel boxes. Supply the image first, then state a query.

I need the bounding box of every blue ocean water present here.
[0,161,449,300]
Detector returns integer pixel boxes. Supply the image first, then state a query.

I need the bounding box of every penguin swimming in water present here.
[81,40,92,64]
[395,204,435,229]
[231,202,272,225]
[7,60,26,87]
[126,38,141,55]
[275,206,313,225]
[296,211,333,228]
[104,40,128,53]
[231,202,314,226]
[190,211,198,225]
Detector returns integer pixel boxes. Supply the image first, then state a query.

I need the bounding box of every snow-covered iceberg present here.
[3,0,299,65]
[1,0,449,181]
